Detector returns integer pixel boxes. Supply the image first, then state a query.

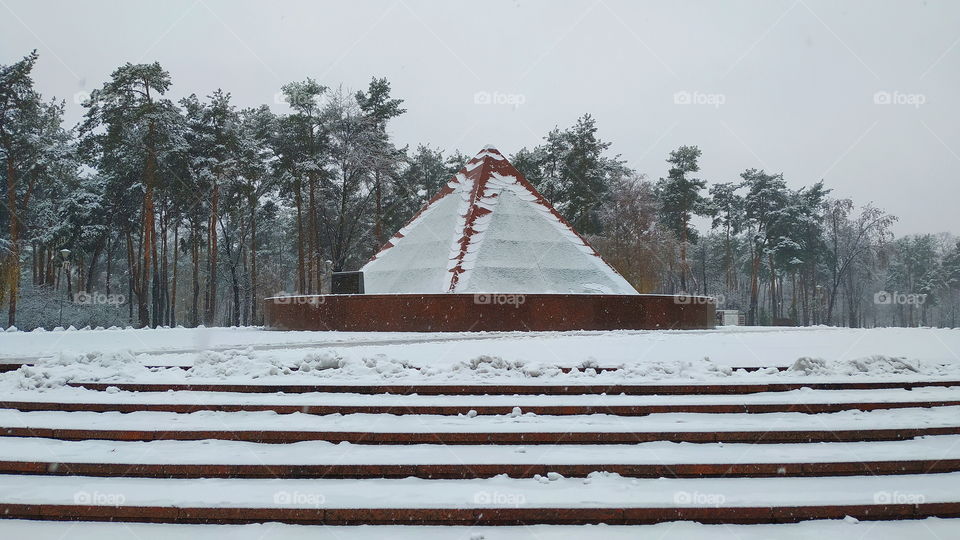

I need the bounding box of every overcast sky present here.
[3,0,958,236]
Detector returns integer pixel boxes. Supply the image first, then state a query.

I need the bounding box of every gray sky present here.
[3,0,958,236]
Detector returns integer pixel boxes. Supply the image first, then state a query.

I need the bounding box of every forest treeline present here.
[2,52,959,330]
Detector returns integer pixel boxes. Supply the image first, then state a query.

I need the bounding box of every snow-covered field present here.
[2,325,959,387]
[1,325,959,538]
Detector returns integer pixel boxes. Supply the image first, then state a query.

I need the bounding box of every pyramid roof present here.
[360,146,638,295]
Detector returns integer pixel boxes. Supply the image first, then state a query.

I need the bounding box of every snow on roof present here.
[361,146,638,295]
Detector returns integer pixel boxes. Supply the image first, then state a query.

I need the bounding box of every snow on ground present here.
[2,325,960,536]
[5,386,958,405]
[2,472,958,508]
[3,406,959,433]
[1,519,957,540]
[1,326,958,387]
[2,436,958,466]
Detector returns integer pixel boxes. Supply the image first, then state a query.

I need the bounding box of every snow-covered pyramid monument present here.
[361,146,638,295]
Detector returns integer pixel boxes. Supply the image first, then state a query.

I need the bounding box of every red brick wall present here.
[265,294,715,332]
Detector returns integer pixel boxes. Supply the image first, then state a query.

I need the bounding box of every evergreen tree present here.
[389,144,448,231]
[235,105,277,325]
[740,168,789,325]
[355,77,405,248]
[656,145,708,292]
[0,51,70,325]
[511,114,626,235]
[80,62,182,327]
[708,182,744,290]
[277,78,327,293]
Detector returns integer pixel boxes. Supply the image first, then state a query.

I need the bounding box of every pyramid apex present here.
[481,144,497,151]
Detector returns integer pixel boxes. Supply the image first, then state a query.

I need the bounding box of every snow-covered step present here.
[9,436,960,466]
[1,407,959,444]
[5,386,960,416]
[69,380,960,394]
[3,518,960,540]
[0,472,959,524]
[28,386,960,405]
[3,436,960,479]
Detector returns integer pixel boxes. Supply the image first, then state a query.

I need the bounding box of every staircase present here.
[1,379,959,526]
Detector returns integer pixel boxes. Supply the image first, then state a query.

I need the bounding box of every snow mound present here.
[299,351,347,371]
[187,349,287,379]
[452,355,562,378]
[12,349,143,390]
[789,355,922,376]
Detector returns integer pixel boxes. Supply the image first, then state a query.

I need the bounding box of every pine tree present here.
[80,62,182,327]
[2,51,79,326]
[390,145,448,230]
[656,145,707,292]
[277,78,327,293]
[707,182,744,290]
[740,168,788,325]
[236,105,277,324]
[512,114,626,235]
[355,77,406,247]
[1,51,41,325]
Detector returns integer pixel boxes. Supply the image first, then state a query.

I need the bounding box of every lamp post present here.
[58,249,71,327]
[60,249,72,298]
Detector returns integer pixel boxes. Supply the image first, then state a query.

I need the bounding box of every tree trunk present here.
[748,245,761,326]
[768,254,776,321]
[191,222,200,327]
[308,173,319,293]
[156,207,167,326]
[205,181,220,326]
[140,125,158,328]
[31,243,37,287]
[846,269,857,328]
[374,172,383,245]
[249,200,259,325]
[170,224,179,327]
[86,238,104,292]
[6,155,20,327]
[125,228,136,322]
[105,235,113,296]
[219,219,241,327]
[294,179,305,294]
[678,220,688,292]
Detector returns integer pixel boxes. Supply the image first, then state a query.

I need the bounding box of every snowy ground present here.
[3,519,958,540]
[2,325,959,387]
[2,406,959,433]
[1,325,959,538]
[2,436,958,466]
[3,471,959,508]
